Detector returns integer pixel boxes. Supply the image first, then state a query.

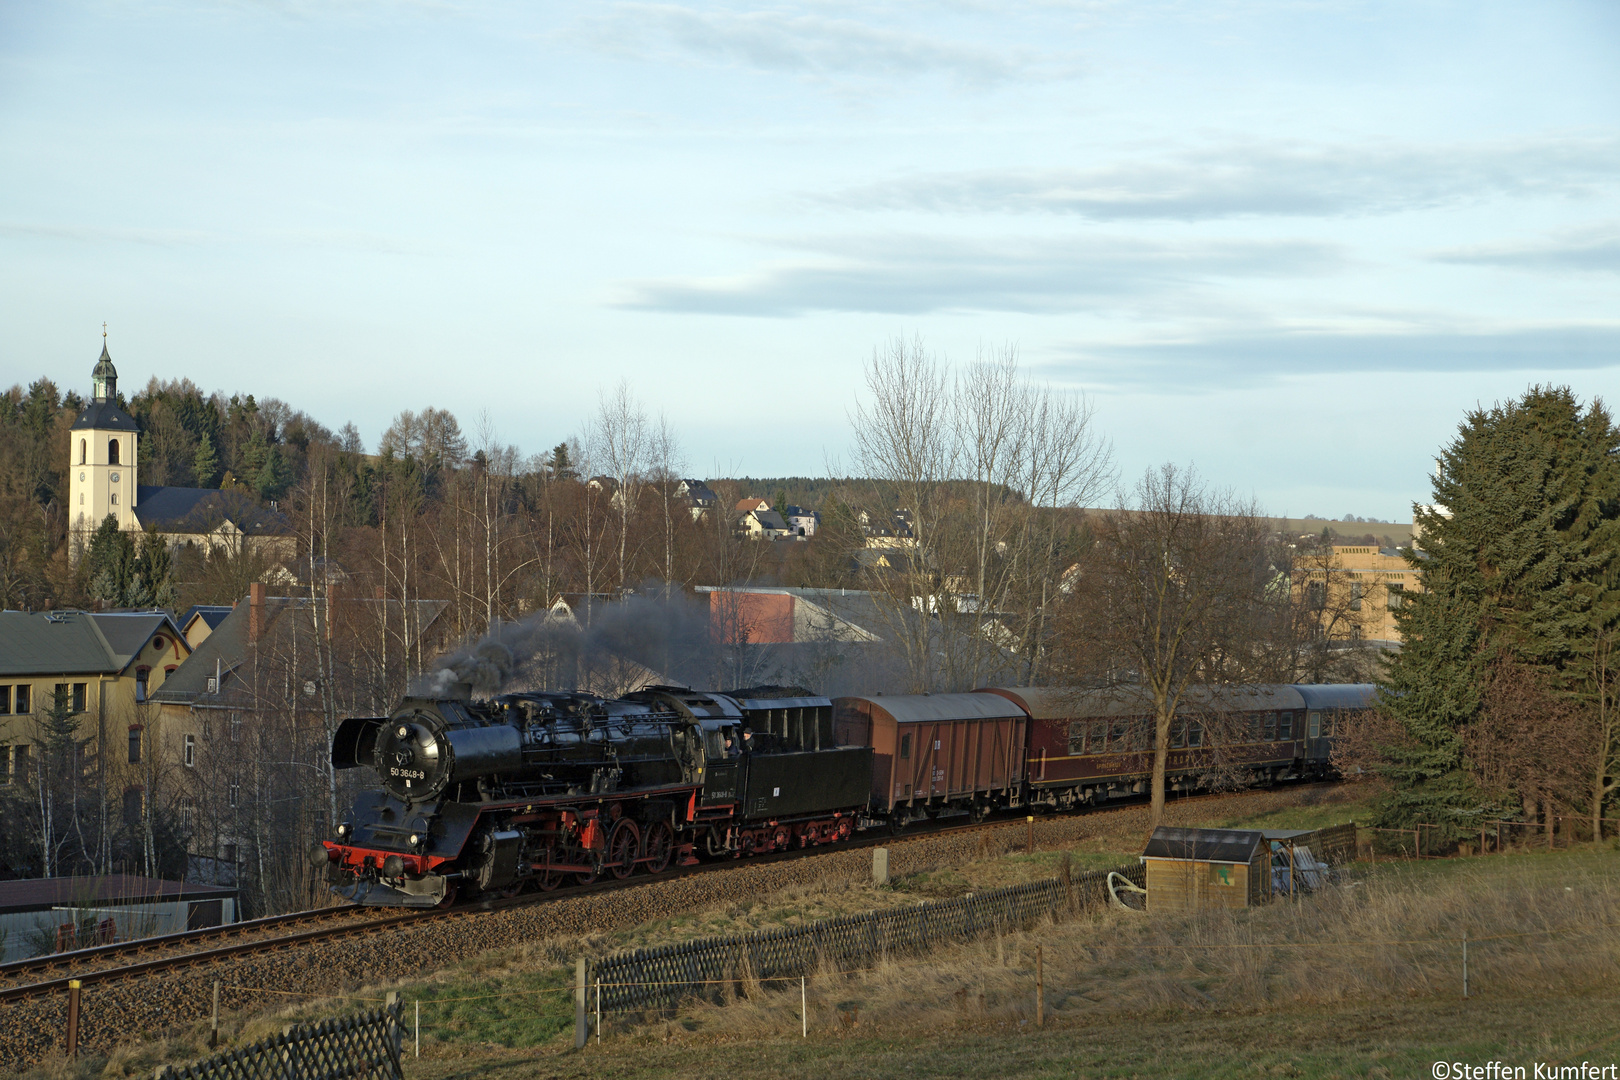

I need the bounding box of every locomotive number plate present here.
[390,767,426,780]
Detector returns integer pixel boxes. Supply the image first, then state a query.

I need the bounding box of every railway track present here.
[0,781,1331,1008]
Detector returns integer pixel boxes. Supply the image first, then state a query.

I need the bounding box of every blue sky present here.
[3,1,1617,521]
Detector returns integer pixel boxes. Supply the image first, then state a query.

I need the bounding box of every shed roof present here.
[1142,827,1266,865]
[0,874,236,915]
[1294,683,1377,710]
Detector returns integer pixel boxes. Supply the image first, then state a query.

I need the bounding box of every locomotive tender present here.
[318,681,1372,906]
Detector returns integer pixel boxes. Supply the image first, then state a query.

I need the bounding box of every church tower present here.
[69,332,140,557]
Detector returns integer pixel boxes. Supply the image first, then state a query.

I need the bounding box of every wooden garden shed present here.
[1141,827,1272,912]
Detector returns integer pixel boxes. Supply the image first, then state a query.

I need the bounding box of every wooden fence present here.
[595,862,1145,1013]
[154,996,403,1080]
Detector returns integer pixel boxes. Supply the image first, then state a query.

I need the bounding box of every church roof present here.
[71,399,139,432]
[133,487,291,535]
[92,342,117,379]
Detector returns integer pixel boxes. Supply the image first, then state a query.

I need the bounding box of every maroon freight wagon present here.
[833,693,1027,821]
[978,685,1313,809]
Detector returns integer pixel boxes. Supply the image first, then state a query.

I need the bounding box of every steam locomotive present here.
[317,681,1373,907]
[316,684,870,906]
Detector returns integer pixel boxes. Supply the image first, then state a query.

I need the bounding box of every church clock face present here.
[110,472,120,482]
[79,472,85,481]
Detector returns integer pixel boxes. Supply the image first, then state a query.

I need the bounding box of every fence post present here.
[1462,934,1468,999]
[1035,945,1044,1028]
[66,979,81,1059]
[801,976,807,1038]
[872,847,889,887]
[1027,816,1035,853]
[386,991,401,1067]
[210,980,220,1049]
[574,958,588,1049]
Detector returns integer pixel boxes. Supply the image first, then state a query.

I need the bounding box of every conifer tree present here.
[82,514,135,605]
[193,431,220,488]
[1380,386,1620,832]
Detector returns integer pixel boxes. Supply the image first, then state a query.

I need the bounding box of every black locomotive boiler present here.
[316,685,872,906]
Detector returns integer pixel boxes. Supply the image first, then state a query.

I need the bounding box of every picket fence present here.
[154,997,403,1080]
[595,861,1145,1013]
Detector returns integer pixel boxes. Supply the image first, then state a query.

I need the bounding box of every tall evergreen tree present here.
[1379,386,1620,832]
[193,431,220,488]
[82,514,135,606]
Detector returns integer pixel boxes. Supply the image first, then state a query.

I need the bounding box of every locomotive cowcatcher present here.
[315,684,872,906]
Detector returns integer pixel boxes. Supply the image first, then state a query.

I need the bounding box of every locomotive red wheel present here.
[537,867,562,891]
[608,819,641,880]
[642,821,674,874]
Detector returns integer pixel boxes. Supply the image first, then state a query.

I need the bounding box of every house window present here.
[122,787,142,827]
[1350,582,1363,611]
[8,745,29,782]
[135,667,150,703]
[1387,583,1404,610]
[71,683,86,714]
[79,439,86,465]
[183,734,196,768]
[0,686,9,715]
[229,715,241,743]
[152,636,167,653]
[110,492,118,505]
[228,777,240,808]
[128,726,142,765]
[180,804,193,833]
[108,438,120,465]
[164,665,176,677]
[222,843,238,865]
[14,685,29,714]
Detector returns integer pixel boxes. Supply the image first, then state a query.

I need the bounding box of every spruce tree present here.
[193,431,220,488]
[1379,386,1620,832]
[82,514,135,606]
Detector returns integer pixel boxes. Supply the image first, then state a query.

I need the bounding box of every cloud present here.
[1058,324,1620,390]
[0,220,429,255]
[615,233,1344,316]
[579,4,1056,85]
[817,136,1620,220]
[1433,225,1620,274]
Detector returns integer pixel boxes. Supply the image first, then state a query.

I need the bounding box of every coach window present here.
[1067,721,1086,755]
[1279,712,1294,740]
[1263,711,1277,741]
[1186,722,1203,748]
[1109,721,1129,750]
[1308,711,1322,739]
[1170,721,1186,749]
[899,733,912,760]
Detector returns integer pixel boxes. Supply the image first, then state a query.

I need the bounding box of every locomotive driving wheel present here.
[642,821,674,874]
[608,819,642,880]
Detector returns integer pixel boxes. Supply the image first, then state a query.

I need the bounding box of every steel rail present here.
[0,905,370,984]
[0,910,443,1005]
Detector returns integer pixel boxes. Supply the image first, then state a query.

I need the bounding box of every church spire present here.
[92,327,117,403]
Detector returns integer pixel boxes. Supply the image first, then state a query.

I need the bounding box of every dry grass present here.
[631,847,1620,1045]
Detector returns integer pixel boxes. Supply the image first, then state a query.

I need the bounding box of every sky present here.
[2,1,1617,523]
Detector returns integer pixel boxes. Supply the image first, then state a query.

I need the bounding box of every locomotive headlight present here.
[397,725,410,738]
[409,833,422,846]
[336,823,350,837]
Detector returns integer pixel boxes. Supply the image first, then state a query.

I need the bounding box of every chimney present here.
[249,582,266,644]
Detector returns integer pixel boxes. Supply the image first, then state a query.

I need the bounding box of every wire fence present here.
[594,861,1146,1014]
